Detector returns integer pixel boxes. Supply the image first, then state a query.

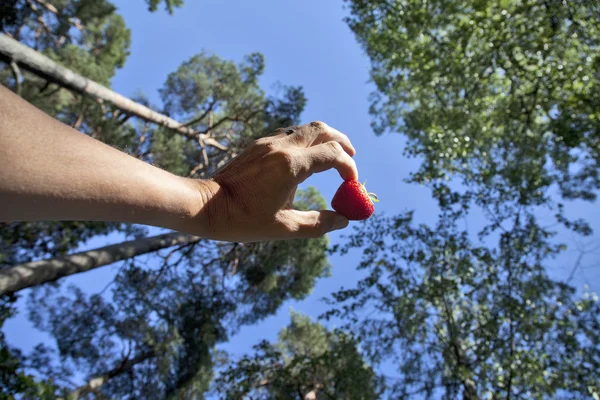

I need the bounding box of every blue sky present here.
[5,0,600,388]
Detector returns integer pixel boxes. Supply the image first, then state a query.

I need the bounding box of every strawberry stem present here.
[368,192,380,203]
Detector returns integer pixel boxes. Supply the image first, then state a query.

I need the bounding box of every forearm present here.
[0,84,209,232]
[0,85,358,242]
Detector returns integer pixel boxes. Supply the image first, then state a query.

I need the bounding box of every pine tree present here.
[325,209,600,399]
[218,312,383,400]
[27,188,331,398]
[0,2,322,398]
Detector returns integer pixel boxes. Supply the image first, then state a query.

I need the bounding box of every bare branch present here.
[181,99,217,128]
[134,122,150,158]
[25,0,61,47]
[565,250,585,284]
[32,0,58,15]
[0,232,200,296]
[9,60,22,95]
[67,350,155,400]
[0,34,230,153]
[72,100,88,130]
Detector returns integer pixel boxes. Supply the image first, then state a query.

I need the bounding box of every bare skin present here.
[0,84,358,242]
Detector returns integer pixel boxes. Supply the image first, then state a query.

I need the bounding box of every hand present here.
[0,85,356,241]
[187,121,358,242]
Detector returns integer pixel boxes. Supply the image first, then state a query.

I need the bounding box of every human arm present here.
[0,84,357,241]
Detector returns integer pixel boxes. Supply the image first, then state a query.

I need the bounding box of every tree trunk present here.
[67,350,155,399]
[0,232,200,295]
[0,34,226,151]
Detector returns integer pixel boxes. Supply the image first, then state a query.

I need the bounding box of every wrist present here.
[172,177,220,236]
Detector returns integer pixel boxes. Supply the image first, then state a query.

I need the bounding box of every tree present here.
[1,2,144,396]
[0,1,215,270]
[217,311,383,400]
[0,232,200,296]
[325,207,600,399]
[0,46,307,293]
[1,1,314,397]
[0,0,304,268]
[1,0,136,268]
[26,188,331,398]
[331,2,600,398]
[0,295,64,400]
[145,0,184,14]
[344,0,600,224]
[1,44,309,396]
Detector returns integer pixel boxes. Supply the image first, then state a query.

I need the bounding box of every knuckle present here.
[252,138,276,151]
[251,137,267,148]
[308,120,328,130]
[326,140,343,155]
[264,141,278,152]
[269,149,295,171]
[277,212,301,234]
[306,212,328,238]
[270,127,286,135]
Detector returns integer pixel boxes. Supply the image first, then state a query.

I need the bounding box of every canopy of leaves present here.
[0,295,63,400]
[333,2,600,398]
[217,311,383,400]
[325,209,600,399]
[145,0,184,14]
[0,0,136,266]
[1,1,309,397]
[26,188,330,398]
[345,0,600,213]
[155,51,306,177]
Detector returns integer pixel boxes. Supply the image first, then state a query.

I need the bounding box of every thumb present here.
[281,209,349,238]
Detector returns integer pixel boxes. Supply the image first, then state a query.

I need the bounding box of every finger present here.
[296,141,358,182]
[287,121,356,156]
[278,209,349,238]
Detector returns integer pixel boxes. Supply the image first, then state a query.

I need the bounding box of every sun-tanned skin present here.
[0,84,358,242]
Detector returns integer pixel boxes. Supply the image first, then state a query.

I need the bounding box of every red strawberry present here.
[331,180,379,221]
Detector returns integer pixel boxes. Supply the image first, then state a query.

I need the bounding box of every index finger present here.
[286,121,356,156]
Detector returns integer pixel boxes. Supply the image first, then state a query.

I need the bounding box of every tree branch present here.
[25,0,61,47]
[565,250,585,284]
[0,34,229,153]
[0,232,200,296]
[9,60,22,95]
[72,99,88,130]
[66,350,155,400]
[181,99,217,128]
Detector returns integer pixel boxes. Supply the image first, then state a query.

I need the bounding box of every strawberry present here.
[331,180,379,221]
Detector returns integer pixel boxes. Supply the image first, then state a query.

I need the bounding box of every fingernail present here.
[332,216,349,232]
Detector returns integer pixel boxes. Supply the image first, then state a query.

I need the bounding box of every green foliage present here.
[26,188,330,397]
[218,312,383,399]
[325,210,600,399]
[45,13,131,85]
[336,2,600,398]
[345,0,600,211]
[0,0,135,268]
[0,295,63,399]
[160,51,265,120]
[145,0,184,14]
[155,51,305,177]
[1,2,312,398]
